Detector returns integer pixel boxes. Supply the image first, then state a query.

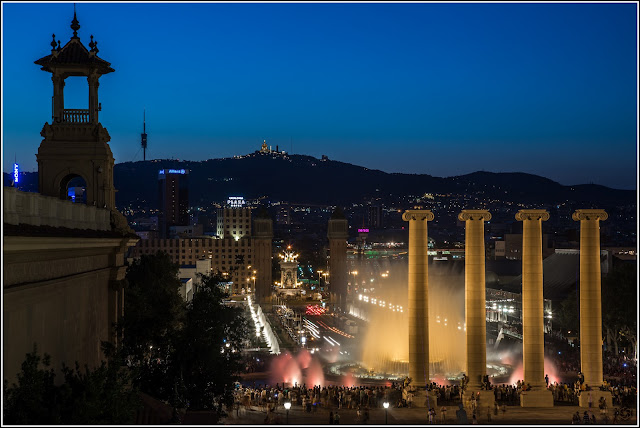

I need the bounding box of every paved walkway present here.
[223,404,637,425]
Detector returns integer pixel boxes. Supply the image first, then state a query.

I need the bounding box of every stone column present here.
[88,73,100,124]
[573,209,612,408]
[253,217,274,306]
[459,210,495,409]
[516,209,553,407]
[402,210,433,388]
[328,211,349,311]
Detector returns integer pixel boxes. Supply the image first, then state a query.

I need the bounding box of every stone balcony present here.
[3,186,110,231]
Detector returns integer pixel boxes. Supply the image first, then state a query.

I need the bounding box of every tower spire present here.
[71,4,80,39]
[141,109,148,161]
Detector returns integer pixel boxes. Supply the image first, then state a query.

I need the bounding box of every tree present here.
[3,346,139,425]
[174,273,249,416]
[118,252,186,398]
[602,262,637,356]
[3,346,60,424]
[115,255,249,420]
[554,289,579,334]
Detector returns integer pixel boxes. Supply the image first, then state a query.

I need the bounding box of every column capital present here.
[515,209,549,222]
[572,209,608,222]
[402,210,434,222]
[458,209,491,222]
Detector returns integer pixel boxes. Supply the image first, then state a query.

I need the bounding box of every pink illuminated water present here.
[270,350,325,387]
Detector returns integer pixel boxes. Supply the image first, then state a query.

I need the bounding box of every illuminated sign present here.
[13,163,19,183]
[158,169,186,175]
[358,228,369,233]
[228,196,245,208]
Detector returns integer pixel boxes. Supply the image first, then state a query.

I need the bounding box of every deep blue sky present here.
[2,2,638,189]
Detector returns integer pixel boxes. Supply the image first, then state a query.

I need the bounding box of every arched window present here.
[60,174,87,204]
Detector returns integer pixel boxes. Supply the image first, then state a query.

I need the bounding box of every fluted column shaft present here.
[403,210,433,387]
[573,209,608,388]
[460,210,491,388]
[516,209,549,389]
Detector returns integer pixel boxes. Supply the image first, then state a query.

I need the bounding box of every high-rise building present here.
[367,205,384,229]
[217,196,251,240]
[158,168,189,238]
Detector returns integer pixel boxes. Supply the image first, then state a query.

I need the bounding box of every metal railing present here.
[62,109,90,123]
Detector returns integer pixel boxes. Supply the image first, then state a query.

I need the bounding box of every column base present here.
[520,388,554,407]
[403,387,438,408]
[462,389,495,411]
[578,390,612,409]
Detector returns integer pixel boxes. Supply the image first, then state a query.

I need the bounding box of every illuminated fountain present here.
[355,260,467,380]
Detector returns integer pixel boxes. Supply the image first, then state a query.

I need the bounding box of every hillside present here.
[5,152,635,208]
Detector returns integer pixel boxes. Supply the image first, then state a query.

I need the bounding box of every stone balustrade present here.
[62,108,90,123]
[3,187,110,231]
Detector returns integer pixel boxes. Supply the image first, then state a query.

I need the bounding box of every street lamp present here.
[317,270,323,289]
[284,401,291,424]
[383,401,389,424]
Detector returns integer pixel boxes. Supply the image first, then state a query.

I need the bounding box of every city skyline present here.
[2,1,638,190]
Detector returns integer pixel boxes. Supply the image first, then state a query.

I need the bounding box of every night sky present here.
[2,2,638,190]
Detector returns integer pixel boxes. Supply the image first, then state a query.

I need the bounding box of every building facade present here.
[158,168,189,238]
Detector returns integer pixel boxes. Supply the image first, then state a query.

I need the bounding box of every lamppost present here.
[383,401,389,424]
[284,401,291,424]
[317,270,323,289]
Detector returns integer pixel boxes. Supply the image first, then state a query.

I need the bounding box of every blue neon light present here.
[13,163,19,183]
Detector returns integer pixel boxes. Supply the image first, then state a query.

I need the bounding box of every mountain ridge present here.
[5,152,635,209]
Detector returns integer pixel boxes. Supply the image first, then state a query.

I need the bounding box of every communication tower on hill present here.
[141,109,148,161]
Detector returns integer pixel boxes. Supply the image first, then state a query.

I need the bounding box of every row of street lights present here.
[281,400,390,424]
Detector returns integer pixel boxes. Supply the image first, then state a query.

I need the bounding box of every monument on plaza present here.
[573,209,612,408]
[516,209,554,407]
[402,209,437,407]
[459,210,495,409]
[279,246,300,289]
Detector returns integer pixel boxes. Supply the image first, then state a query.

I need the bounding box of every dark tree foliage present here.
[3,346,139,425]
[3,346,59,424]
[601,262,637,354]
[118,252,186,397]
[554,289,580,333]
[174,273,250,415]
[118,253,249,419]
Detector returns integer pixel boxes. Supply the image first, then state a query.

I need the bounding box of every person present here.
[545,374,549,387]
[572,411,580,424]
[364,407,370,424]
[487,405,491,423]
[588,391,593,408]
[441,406,447,424]
[494,401,499,416]
[472,411,478,424]
[590,413,596,425]
[501,403,506,417]
[329,411,334,425]
[335,411,340,425]
[456,403,468,424]
[356,406,361,423]
[428,408,434,424]
[583,411,590,424]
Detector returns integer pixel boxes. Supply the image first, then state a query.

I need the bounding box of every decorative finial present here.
[71,4,80,38]
[51,34,57,50]
[57,40,61,51]
[89,35,95,51]
[93,40,99,54]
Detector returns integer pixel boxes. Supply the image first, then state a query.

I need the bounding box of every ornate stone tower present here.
[35,10,116,209]
[253,208,274,305]
[328,207,349,311]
